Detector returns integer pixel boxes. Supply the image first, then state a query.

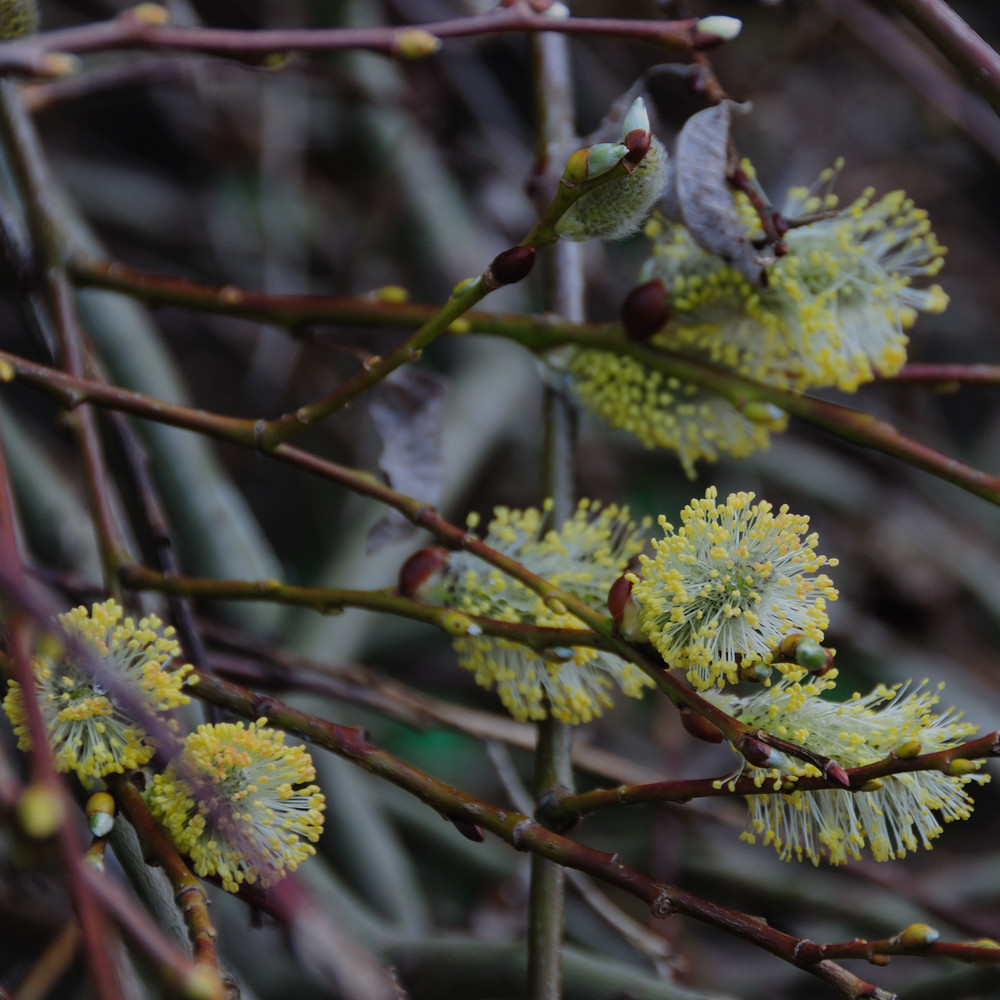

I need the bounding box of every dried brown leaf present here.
[367,367,447,553]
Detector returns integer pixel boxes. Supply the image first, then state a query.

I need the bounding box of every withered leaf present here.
[367,366,447,553]
[664,101,766,288]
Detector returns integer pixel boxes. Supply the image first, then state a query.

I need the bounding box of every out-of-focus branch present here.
[887,0,1000,116]
[186,668,913,1000]
[828,0,1000,164]
[0,5,726,77]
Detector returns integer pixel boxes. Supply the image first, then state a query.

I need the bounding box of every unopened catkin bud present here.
[555,97,668,242]
[679,707,724,744]
[620,279,670,340]
[398,546,450,602]
[0,0,39,38]
[486,245,536,287]
[607,574,643,641]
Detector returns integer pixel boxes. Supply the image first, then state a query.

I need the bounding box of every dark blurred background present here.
[2,2,1000,998]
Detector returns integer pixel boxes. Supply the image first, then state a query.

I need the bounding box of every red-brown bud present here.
[623,128,651,167]
[823,760,851,789]
[397,546,449,601]
[607,573,644,641]
[740,736,777,768]
[621,279,670,340]
[485,245,536,288]
[679,707,724,744]
[449,817,486,842]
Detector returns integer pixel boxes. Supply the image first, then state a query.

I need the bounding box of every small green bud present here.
[947,758,980,776]
[0,0,39,39]
[859,778,884,792]
[561,148,592,186]
[583,142,628,179]
[897,923,940,949]
[696,16,743,42]
[439,610,479,637]
[895,740,922,759]
[393,27,441,60]
[739,661,772,683]
[741,401,786,429]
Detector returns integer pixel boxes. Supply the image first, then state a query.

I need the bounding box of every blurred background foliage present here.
[3,1,1000,999]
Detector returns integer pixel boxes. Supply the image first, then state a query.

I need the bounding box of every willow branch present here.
[185,669,898,1000]
[106,775,224,986]
[0,7,725,77]
[0,349,848,758]
[64,257,1000,505]
[545,731,1000,824]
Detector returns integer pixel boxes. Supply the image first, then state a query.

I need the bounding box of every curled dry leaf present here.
[662,101,766,288]
[367,367,447,553]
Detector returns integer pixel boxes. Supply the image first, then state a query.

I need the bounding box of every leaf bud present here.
[694,15,743,43]
[485,245,536,288]
[741,401,786,429]
[561,148,592,186]
[393,27,442,59]
[584,142,629,179]
[398,546,450,602]
[679,707,724,744]
[449,816,486,842]
[620,279,669,340]
[859,778,884,792]
[440,610,481,638]
[895,740,922,759]
[86,791,116,838]
[896,923,940,949]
